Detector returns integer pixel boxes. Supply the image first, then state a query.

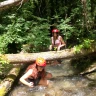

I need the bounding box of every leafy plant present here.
[74,39,94,53]
[0,55,13,76]
[57,18,75,41]
[25,21,50,52]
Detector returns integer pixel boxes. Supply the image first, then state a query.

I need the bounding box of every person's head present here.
[52,28,59,37]
[35,57,46,71]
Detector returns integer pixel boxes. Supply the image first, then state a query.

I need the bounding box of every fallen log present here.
[0,0,28,11]
[80,62,96,75]
[0,50,26,96]
[0,47,96,64]
[0,66,21,96]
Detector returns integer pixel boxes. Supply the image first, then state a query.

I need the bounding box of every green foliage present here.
[0,55,13,76]
[25,21,50,52]
[0,0,96,53]
[0,14,26,53]
[0,12,50,53]
[74,39,94,53]
[57,18,75,40]
[0,55,9,65]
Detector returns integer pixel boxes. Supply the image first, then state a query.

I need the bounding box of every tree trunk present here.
[0,47,96,64]
[0,66,21,96]
[80,61,96,75]
[81,0,89,31]
[0,0,28,11]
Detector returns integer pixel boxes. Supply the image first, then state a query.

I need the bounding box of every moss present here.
[7,74,18,82]
[0,87,6,96]
[15,67,21,75]
[0,54,9,64]
[0,67,21,96]
[6,68,21,82]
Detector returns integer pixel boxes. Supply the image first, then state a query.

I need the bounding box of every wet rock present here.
[86,72,96,80]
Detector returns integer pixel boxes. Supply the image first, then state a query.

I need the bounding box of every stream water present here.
[8,59,96,96]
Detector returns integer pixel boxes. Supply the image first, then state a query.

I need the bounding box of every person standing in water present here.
[20,57,52,87]
[49,28,66,51]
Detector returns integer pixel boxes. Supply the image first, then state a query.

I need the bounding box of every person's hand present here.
[57,46,61,51]
[54,47,57,51]
[28,82,34,87]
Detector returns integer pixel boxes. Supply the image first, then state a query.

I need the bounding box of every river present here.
[7,59,96,96]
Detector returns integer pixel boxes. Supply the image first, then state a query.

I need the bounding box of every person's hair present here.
[26,63,46,79]
[52,32,59,45]
[36,64,46,79]
[52,32,59,38]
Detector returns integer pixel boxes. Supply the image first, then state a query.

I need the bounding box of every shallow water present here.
[8,76,96,96]
[8,59,96,96]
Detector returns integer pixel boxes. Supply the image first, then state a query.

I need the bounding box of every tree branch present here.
[0,0,28,11]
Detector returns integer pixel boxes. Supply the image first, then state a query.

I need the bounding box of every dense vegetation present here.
[0,0,96,53]
[0,0,96,77]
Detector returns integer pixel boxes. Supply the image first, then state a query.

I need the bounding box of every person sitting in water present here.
[49,28,66,51]
[19,57,52,87]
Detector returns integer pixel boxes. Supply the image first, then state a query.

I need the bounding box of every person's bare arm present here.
[45,72,52,79]
[57,36,66,50]
[19,69,34,87]
[61,36,66,45]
